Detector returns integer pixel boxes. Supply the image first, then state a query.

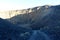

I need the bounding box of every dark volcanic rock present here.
[8,5,60,30]
[0,18,32,40]
[4,5,60,40]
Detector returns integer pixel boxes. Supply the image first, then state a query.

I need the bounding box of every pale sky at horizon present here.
[0,0,60,11]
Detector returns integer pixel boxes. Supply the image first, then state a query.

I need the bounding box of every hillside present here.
[6,5,59,29]
[0,18,60,40]
[0,18,33,40]
[0,5,60,30]
[0,5,60,40]
[5,5,50,29]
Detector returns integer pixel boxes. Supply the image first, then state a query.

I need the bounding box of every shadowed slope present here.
[8,5,60,29]
[8,5,51,29]
[6,5,60,40]
[0,18,32,40]
[0,18,52,40]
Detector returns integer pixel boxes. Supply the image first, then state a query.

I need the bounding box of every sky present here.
[0,0,60,11]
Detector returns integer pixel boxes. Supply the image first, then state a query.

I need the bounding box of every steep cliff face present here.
[6,5,60,30]
[0,6,41,19]
[0,5,51,28]
[7,5,51,29]
[0,5,51,19]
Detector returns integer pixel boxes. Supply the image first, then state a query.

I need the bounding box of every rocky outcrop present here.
[0,5,51,29]
[5,5,60,29]
[6,5,51,29]
[1,5,60,29]
[0,6,38,19]
[0,5,50,19]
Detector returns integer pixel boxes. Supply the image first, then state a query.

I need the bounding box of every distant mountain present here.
[0,5,42,19]
[7,5,51,29]
[0,5,60,40]
[7,5,60,29]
